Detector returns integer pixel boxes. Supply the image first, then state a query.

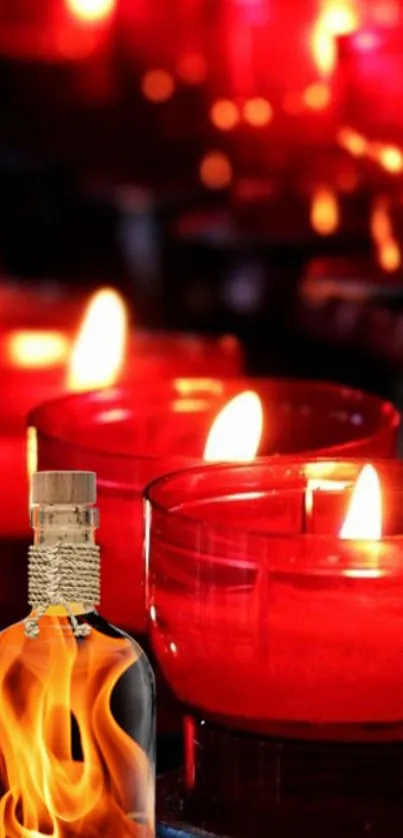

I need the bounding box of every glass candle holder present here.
[0,320,242,541]
[146,458,403,837]
[30,380,399,636]
[121,330,243,382]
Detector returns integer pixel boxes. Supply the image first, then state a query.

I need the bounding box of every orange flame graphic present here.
[0,617,154,837]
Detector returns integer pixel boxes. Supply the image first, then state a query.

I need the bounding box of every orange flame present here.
[310,186,339,236]
[312,1,360,76]
[204,391,263,462]
[65,0,116,23]
[68,288,128,392]
[8,331,69,369]
[378,238,401,272]
[376,144,403,174]
[0,617,154,836]
[340,464,382,540]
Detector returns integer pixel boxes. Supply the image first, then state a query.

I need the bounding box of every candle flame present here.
[68,288,128,392]
[375,144,403,174]
[8,331,69,368]
[378,238,401,272]
[203,391,263,462]
[310,186,339,236]
[312,1,360,76]
[340,464,382,540]
[65,0,116,23]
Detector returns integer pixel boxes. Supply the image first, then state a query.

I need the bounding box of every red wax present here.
[31,380,399,634]
[146,459,403,736]
[336,28,403,144]
[121,331,243,382]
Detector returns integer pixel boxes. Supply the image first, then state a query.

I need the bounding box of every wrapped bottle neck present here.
[31,504,99,546]
[26,503,101,637]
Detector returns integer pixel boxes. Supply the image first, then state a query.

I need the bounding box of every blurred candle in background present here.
[0,280,243,538]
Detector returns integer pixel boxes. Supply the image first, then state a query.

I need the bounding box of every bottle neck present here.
[28,504,100,619]
[31,504,98,547]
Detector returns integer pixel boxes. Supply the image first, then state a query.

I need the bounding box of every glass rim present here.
[28,378,400,466]
[145,456,403,547]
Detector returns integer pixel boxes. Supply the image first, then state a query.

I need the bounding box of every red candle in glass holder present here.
[146,457,403,730]
[29,379,399,634]
[0,286,126,537]
[146,457,403,835]
[0,285,243,537]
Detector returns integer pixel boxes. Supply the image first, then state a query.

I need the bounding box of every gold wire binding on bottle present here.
[24,544,101,639]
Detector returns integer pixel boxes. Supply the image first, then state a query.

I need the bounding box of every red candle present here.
[0,285,243,537]
[146,457,403,732]
[147,457,403,836]
[30,379,399,634]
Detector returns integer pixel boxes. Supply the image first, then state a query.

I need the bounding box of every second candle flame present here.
[203,391,263,462]
[68,288,128,392]
[340,464,382,540]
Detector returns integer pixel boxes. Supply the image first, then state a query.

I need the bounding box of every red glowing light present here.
[65,0,116,23]
[177,53,208,85]
[243,98,273,127]
[378,145,403,174]
[310,186,339,236]
[210,100,240,131]
[372,1,399,25]
[282,91,304,116]
[141,70,175,103]
[379,239,401,272]
[303,83,331,110]
[312,1,360,75]
[337,127,367,157]
[354,31,379,51]
[199,152,233,190]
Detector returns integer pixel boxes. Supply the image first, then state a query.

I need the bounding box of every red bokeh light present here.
[210,100,240,131]
[141,70,175,103]
[242,98,273,127]
[199,152,233,189]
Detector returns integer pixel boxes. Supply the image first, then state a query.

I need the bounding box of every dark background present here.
[1,0,403,430]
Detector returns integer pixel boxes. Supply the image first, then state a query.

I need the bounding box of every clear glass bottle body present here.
[0,496,155,837]
[0,609,155,837]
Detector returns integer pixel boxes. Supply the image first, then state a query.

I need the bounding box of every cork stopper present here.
[31,471,96,506]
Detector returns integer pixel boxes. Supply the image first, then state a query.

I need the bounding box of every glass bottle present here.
[0,470,155,838]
